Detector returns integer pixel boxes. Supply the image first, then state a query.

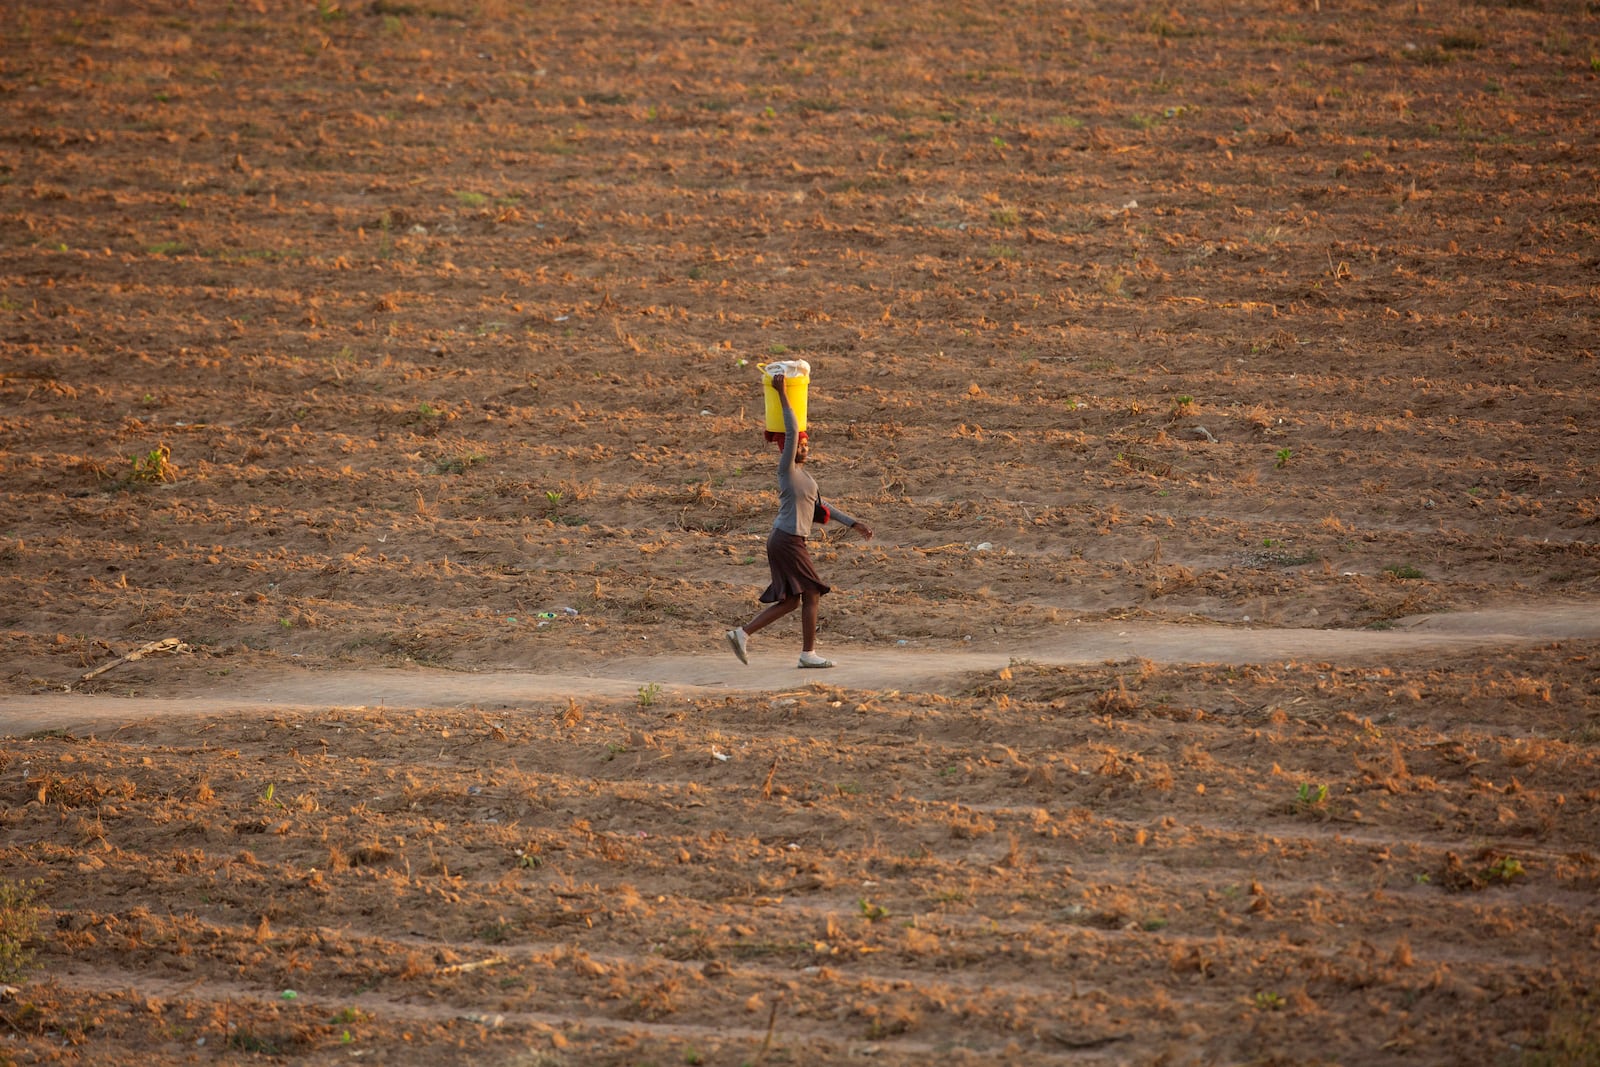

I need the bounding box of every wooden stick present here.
[80,637,189,681]
[438,955,509,976]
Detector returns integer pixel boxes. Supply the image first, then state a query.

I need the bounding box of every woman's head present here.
[777,430,811,462]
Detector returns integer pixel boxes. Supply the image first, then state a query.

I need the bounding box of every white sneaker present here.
[798,650,835,669]
[725,628,749,664]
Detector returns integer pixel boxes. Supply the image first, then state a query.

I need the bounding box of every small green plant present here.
[1486,855,1525,883]
[767,342,789,356]
[1254,991,1285,1011]
[434,451,486,475]
[0,879,45,981]
[1384,564,1425,580]
[128,444,175,484]
[1293,782,1329,813]
[637,682,662,707]
[147,240,186,256]
[544,489,563,520]
[858,898,890,922]
[1274,447,1293,468]
[1172,394,1196,417]
[455,190,487,208]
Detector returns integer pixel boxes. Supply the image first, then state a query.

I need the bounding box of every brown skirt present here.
[759,529,831,604]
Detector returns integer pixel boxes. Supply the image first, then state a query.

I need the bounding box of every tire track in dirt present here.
[4,601,1596,735]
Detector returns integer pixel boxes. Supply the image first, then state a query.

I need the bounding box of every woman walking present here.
[726,372,873,668]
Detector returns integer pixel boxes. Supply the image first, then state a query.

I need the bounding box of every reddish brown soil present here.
[2,1,1599,1064]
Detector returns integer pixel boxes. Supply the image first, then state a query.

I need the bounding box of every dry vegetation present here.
[2,0,1599,1063]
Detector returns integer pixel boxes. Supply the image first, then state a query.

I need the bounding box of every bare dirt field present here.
[2,0,1599,1064]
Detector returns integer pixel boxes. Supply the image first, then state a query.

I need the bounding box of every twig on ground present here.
[78,637,191,682]
[438,955,510,976]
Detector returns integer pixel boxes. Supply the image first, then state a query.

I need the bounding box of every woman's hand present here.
[770,373,786,394]
[852,521,874,541]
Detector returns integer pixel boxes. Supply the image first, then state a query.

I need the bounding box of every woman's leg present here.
[800,589,820,651]
[744,595,799,636]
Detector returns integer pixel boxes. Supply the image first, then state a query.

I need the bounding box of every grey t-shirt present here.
[773,400,855,538]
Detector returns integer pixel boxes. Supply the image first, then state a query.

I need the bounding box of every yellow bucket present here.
[759,359,809,441]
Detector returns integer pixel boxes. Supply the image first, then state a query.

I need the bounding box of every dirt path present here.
[7,601,1595,736]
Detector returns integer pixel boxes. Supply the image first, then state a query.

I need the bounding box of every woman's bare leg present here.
[744,596,799,636]
[800,590,820,651]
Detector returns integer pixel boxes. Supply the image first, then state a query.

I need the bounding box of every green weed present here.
[434,452,486,475]
[128,444,175,485]
[1486,855,1525,883]
[858,898,890,922]
[0,879,45,981]
[1292,782,1329,814]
